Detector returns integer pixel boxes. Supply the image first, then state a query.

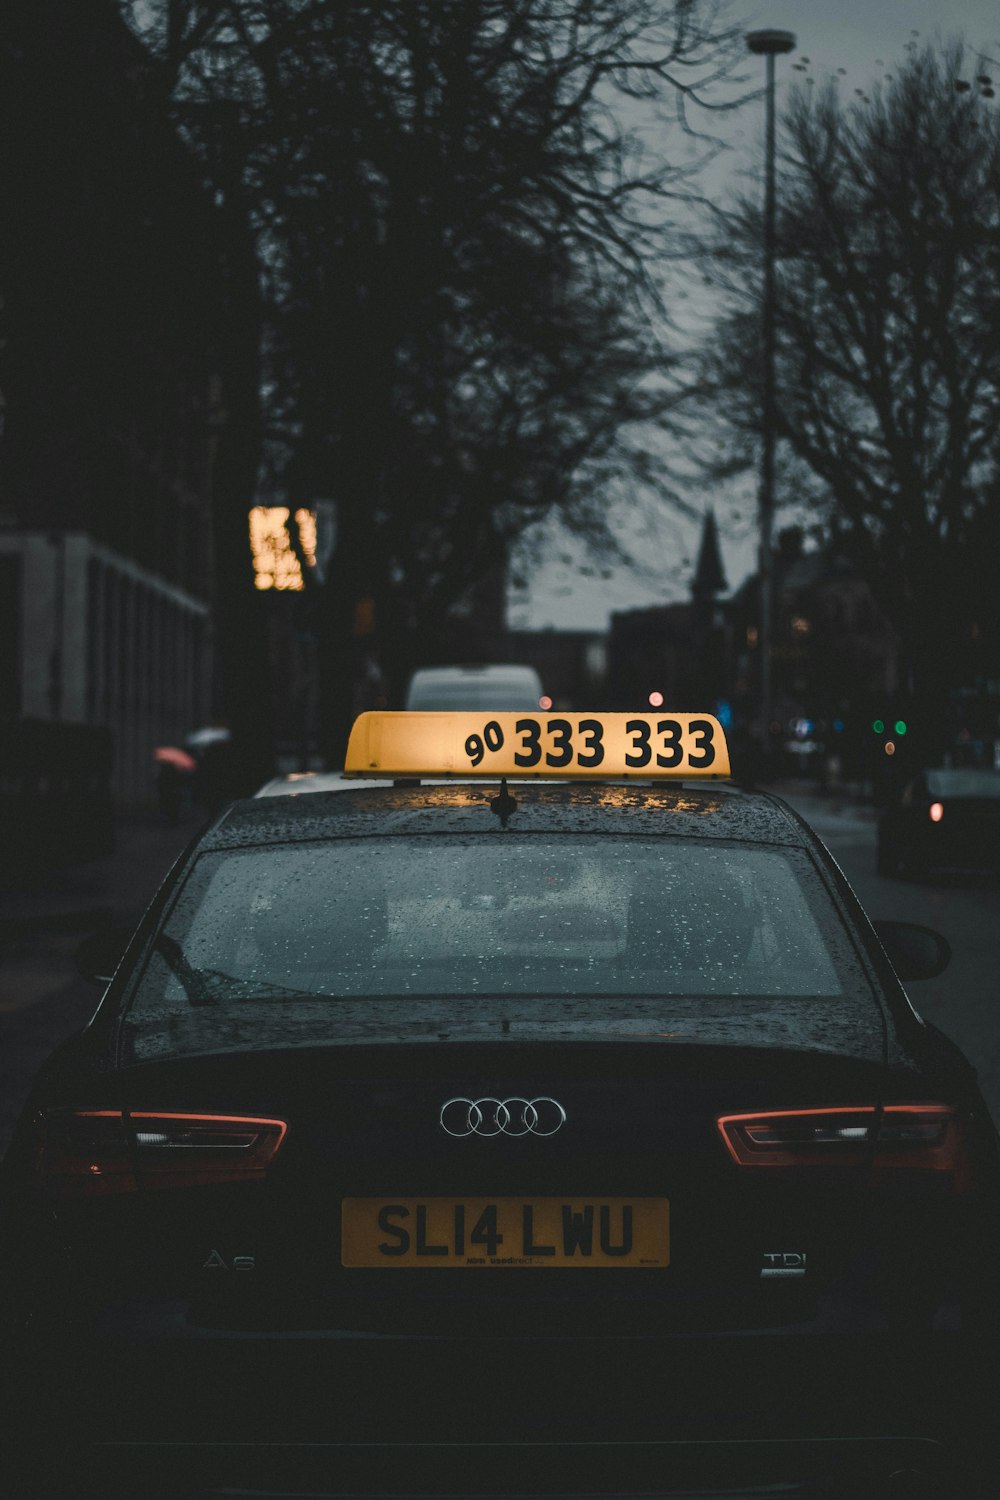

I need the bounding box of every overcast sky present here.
[510,0,1000,634]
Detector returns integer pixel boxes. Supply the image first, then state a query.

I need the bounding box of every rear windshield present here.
[124,836,855,1056]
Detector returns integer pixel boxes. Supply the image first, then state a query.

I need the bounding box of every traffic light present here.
[872,715,908,737]
[871,714,909,757]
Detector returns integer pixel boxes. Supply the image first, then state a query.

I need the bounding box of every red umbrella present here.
[154,746,197,773]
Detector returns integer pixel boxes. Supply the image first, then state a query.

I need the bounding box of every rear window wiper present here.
[154,935,318,1006]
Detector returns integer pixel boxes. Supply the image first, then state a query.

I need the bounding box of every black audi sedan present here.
[0,711,997,1500]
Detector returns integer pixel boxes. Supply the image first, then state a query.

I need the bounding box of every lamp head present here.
[746,29,796,56]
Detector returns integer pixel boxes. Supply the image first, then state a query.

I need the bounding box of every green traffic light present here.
[872,719,884,734]
[894,720,907,735]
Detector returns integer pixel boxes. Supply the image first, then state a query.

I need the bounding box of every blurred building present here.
[729,528,901,780]
[0,0,241,808]
[605,516,909,784]
[0,533,210,802]
[504,630,607,710]
[396,554,606,713]
[607,511,731,711]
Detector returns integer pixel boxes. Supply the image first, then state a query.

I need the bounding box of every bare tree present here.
[698,40,1000,732]
[124,0,745,755]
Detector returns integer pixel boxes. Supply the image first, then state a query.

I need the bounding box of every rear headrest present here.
[625,879,756,971]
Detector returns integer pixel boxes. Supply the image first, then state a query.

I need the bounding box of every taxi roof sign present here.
[343,711,731,780]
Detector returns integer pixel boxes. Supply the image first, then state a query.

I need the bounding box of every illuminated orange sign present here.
[344,711,731,780]
[248,507,317,590]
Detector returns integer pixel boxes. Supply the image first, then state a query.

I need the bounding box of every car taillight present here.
[717,1105,975,1191]
[36,1109,288,1199]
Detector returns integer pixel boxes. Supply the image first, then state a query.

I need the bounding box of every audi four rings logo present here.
[439,1096,567,1138]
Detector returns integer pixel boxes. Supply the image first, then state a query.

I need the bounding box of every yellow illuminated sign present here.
[343,712,731,780]
[248,507,317,590]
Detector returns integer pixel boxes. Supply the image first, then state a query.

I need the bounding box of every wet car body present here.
[878,766,1000,878]
[1,765,998,1499]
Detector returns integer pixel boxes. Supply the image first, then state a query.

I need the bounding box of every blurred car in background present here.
[404,663,546,710]
[877,766,1000,878]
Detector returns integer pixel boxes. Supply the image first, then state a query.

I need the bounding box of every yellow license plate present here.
[341,1197,669,1267]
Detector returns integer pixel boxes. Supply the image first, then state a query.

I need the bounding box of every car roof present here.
[408,663,541,683]
[213,781,809,855]
[404,664,544,710]
[924,765,1000,787]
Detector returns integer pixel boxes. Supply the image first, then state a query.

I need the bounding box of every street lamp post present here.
[746,28,795,767]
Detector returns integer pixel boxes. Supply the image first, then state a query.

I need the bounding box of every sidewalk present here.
[0,810,203,939]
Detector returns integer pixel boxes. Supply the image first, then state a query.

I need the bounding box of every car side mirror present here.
[872,920,951,981]
[74,927,132,987]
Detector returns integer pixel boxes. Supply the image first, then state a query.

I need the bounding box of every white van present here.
[404,663,545,711]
